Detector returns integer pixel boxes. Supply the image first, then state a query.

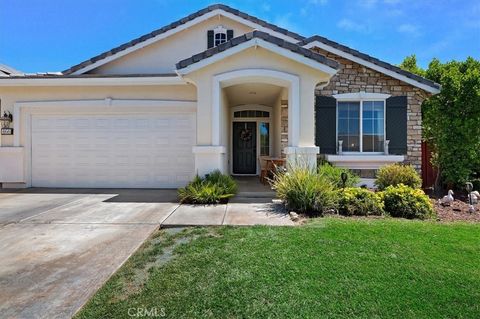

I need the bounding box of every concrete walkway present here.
[162,197,294,227]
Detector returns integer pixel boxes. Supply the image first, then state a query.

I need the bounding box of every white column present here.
[192,146,226,177]
[284,79,319,169]
[284,146,319,170]
[192,78,225,177]
[211,78,221,146]
[288,78,300,147]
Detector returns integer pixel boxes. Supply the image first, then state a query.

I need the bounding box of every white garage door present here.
[31,113,195,188]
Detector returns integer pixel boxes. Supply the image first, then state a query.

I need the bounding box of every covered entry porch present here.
[175,32,339,177]
[225,81,287,176]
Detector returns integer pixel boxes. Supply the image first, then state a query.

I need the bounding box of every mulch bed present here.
[433,198,480,222]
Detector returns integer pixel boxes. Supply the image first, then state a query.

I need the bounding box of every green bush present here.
[272,166,337,216]
[178,170,237,204]
[381,184,435,219]
[375,164,422,190]
[338,188,385,216]
[318,163,360,189]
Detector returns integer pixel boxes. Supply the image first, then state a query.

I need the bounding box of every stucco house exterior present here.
[0,4,440,189]
[0,64,20,77]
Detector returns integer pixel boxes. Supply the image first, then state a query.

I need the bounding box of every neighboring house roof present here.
[0,63,21,76]
[62,3,305,75]
[176,31,339,74]
[299,35,441,93]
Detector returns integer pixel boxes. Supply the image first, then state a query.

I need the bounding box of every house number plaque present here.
[1,128,13,135]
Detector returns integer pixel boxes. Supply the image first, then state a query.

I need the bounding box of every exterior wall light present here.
[0,99,14,135]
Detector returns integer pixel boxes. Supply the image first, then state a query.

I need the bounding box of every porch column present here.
[192,76,226,176]
[193,146,226,176]
[284,79,319,169]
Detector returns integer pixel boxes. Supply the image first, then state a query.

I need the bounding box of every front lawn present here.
[76,219,480,318]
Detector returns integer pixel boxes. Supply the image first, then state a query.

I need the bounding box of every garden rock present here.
[289,212,299,221]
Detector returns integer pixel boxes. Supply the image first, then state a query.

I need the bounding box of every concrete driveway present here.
[0,188,180,319]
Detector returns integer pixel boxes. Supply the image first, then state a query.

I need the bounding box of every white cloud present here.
[337,18,368,33]
[310,0,328,5]
[386,8,403,16]
[358,0,401,8]
[384,0,401,4]
[301,0,328,17]
[397,23,422,37]
[273,14,301,33]
[465,3,480,28]
[358,0,378,8]
[465,19,480,29]
[418,39,451,58]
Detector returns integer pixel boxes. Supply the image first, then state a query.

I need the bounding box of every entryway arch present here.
[212,68,300,148]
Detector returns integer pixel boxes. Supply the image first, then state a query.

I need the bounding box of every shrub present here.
[272,166,337,216]
[178,170,237,204]
[318,163,359,189]
[381,184,435,219]
[338,188,385,216]
[375,164,422,190]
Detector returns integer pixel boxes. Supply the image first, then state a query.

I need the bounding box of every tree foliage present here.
[399,55,480,187]
[399,54,426,77]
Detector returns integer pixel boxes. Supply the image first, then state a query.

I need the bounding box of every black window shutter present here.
[207,30,214,49]
[315,96,337,154]
[227,29,234,41]
[386,96,408,155]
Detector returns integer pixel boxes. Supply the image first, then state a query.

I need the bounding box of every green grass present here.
[75,219,480,319]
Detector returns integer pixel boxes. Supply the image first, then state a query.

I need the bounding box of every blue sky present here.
[1,0,479,73]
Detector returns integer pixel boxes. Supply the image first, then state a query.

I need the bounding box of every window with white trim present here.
[337,100,385,153]
[213,26,227,47]
[259,122,270,156]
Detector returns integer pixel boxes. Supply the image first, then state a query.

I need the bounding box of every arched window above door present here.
[233,110,270,118]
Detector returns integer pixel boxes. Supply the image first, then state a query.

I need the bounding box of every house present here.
[0,4,440,189]
[0,64,20,76]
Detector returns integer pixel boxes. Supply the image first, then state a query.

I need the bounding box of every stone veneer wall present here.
[311,47,430,172]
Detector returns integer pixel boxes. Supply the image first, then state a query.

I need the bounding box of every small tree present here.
[399,56,480,188]
[423,58,480,187]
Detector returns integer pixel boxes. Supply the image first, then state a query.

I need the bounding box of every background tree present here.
[399,56,480,188]
[399,54,426,77]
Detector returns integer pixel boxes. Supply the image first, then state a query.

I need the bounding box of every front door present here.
[233,122,257,174]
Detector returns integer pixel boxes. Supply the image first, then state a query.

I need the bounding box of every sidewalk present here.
[161,197,294,227]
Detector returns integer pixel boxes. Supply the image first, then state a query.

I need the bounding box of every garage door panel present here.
[31,113,195,188]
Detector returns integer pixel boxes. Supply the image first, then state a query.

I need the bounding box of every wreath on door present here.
[240,125,252,142]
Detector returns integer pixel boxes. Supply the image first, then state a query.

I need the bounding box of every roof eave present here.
[302,38,441,94]
[176,37,339,76]
[0,75,187,87]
